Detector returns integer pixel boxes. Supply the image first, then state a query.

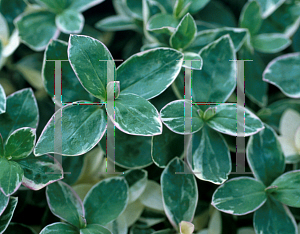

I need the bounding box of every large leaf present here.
[124,169,148,203]
[34,105,106,156]
[252,33,291,54]
[253,197,297,234]
[0,197,18,234]
[95,15,136,31]
[0,88,38,142]
[110,93,162,136]
[146,13,178,35]
[39,222,78,234]
[190,126,231,184]
[18,154,63,190]
[187,27,248,52]
[0,191,9,216]
[160,100,204,135]
[117,48,183,100]
[68,35,115,101]
[68,0,105,12]
[56,9,84,34]
[206,104,264,137]
[269,170,300,208]
[161,157,198,229]
[46,181,85,228]
[263,53,300,98]
[256,0,285,18]
[83,177,129,226]
[0,157,24,196]
[239,0,262,35]
[246,124,285,186]
[4,127,35,160]
[0,85,5,114]
[43,39,91,103]
[80,224,111,234]
[170,13,197,50]
[211,177,267,215]
[151,125,184,168]
[15,11,59,51]
[192,35,236,103]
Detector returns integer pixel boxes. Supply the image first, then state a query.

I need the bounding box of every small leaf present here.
[0,197,18,234]
[246,124,285,186]
[252,33,291,54]
[68,0,105,12]
[139,180,164,212]
[0,190,9,216]
[15,11,59,51]
[80,224,111,234]
[117,48,183,100]
[160,100,204,135]
[206,104,264,137]
[46,181,85,228]
[40,222,78,234]
[263,53,300,98]
[34,105,106,156]
[146,13,178,35]
[269,170,300,207]
[36,0,72,13]
[68,35,115,101]
[212,177,267,215]
[4,127,36,160]
[253,196,297,234]
[170,13,197,50]
[179,221,194,234]
[0,157,24,196]
[0,88,39,142]
[18,154,63,190]
[0,84,6,114]
[161,157,198,229]
[83,177,129,226]
[95,15,136,31]
[255,0,286,18]
[110,93,162,136]
[56,9,84,34]
[190,126,231,184]
[239,0,262,35]
[125,0,143,20]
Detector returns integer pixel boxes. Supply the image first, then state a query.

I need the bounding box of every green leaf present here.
[4,127,36,160]
[36,0,72,13]
[124,169,148,203]
[173,0,192,19]
[125,0,143,20]
[56,9,84,34]
[239,0,262,35]
[104,215,127,234]
[255,0,285,18]
[161,157,198,229]
[83,177,129,226]
[15,11,58,51]
[146,14,178,35]
[206,104,264,137]
[34,105,106,156]
[130,226,155,234]
[0,157,24,196]
[192,35,236,103]
[40,222,79,234]
[263,53,300,98]
[252,33,291,53]
[188,0,210,14]
[170,13,197,50]
[187,27,247,53]
[246,124,285,186]
[0,84,6,114]
[68,0,105,12]
[62,155,84,185]
[100,127,153,168]
[160,100,204,134]
[95,15,136,31]
[152,229,174,234]
[80,224,111,234]
[212,177,267,215]
[18,154,63,190]
[151,126,184,168]
[110,93,162,136]
[43,39,91,103]
[68,35,115,101]
[46,181,85,228]
[3,222,37,234]
[0,191,9,216]
[254,197,297,234]
[0,88,39,142]
[183,52,202,70]
[190,126,231,184]
[269,170,300,208]
[0,135,4,157]
[117,48,183,100]
[0,197,18,234]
